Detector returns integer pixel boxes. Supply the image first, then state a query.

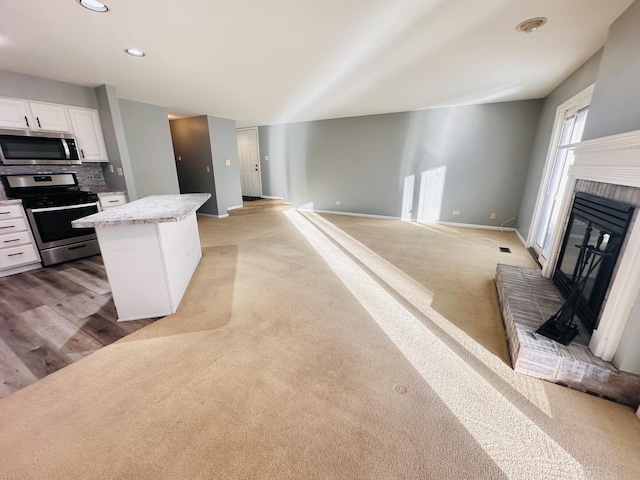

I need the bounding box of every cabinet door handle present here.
[24,116,30,128]
[8,252,24,257]
[0,211,10,215]
[0,225,15,229]
[108,200,119,203]
[36,117,41,128]
[3,239,20,243]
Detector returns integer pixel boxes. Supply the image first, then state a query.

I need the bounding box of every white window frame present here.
[527,84,595,270]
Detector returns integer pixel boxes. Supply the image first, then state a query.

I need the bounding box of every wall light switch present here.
[264,155,269,161]
[225,159,231,166]
[117,167,123,176]
[109,164,114,173]
[453,210,460,215]
[490,213,496,219]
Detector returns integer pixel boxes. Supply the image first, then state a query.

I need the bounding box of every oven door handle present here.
[29,202,99,213]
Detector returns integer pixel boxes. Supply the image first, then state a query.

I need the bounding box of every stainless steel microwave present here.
[0,129,81,165]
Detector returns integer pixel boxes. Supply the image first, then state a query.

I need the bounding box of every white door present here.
[237,127,262,197]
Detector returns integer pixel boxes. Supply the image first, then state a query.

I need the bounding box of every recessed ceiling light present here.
[78,0,109,13]
[125,48,146,57]
[516,17,547,33]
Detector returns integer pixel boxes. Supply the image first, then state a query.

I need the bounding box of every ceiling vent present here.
[516,17,547,33]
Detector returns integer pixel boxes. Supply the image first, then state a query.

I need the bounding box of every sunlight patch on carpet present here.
[301,211,554,417]
[286,209,584,479]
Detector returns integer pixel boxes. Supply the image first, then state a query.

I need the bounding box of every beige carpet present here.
[0,210,639,479]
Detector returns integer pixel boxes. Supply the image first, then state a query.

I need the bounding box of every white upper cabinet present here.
[0,98,32,129]
[68,107,109,162]
[28,101,72,132]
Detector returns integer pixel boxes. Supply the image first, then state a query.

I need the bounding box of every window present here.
[530,85,593,265]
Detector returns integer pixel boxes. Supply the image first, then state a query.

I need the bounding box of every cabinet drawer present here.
[0,231,32,248]
[100,194,127,209]
[0,244,39,270]
[0,217,28,234]
[0,205,23,219]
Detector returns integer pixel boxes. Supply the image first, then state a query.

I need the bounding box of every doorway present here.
[237,127,262,198]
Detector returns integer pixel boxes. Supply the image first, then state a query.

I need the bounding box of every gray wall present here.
[169,116,218,215]
[0,69,98,109]
[118,99,180,198]
[208,116,243,213]
[516,50,603,240]
[259,100,542,225]
[583,0,640,141]
[95,85,135,196]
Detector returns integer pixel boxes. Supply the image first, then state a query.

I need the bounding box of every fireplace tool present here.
[536,225,616,345]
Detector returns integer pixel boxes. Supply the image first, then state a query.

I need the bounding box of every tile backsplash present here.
[0,163,109,200]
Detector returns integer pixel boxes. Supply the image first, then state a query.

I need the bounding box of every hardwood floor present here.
[0,255,156,399]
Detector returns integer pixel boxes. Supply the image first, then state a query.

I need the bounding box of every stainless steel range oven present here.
[1,173,100,265]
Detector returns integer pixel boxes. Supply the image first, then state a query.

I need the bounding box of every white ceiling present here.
[0,0,634,127]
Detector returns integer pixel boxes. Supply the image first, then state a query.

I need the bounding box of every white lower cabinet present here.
[98,193,127,210]
[0,203,41,276]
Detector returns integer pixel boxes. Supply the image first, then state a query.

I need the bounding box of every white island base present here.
[97,212,202,321]
[72,194,211,322]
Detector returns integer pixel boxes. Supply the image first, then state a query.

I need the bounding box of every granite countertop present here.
[0,199,23,206]
[72,193,211,228]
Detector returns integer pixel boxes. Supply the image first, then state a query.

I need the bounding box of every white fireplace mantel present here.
[542,129,640,364]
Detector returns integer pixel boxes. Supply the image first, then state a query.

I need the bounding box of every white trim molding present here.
[542,128,640,362]
[527,84,595,251]
[197,213,229,219]
[438,221,515,232]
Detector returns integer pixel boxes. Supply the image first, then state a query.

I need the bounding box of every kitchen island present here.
[72,193,211,321]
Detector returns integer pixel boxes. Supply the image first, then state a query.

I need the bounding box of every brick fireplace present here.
[497,129,640,414]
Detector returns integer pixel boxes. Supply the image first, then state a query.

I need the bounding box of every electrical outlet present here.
[206,166,210,172]
[336,201,341,205]
[453,210,460,215]
[86,174,95,180]
[109,164,114,173]
[117,167,123,176]
[490,213,496,219]
[264,155,269,161]
[225,159,231,166]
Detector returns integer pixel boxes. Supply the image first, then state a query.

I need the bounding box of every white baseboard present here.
[437,221,515,232]
[227,204,243,211]
[515,229,527,247]
[261,195,284,200]
[197,213,229,219]
[297,208,400,221]
[297,209,520,230]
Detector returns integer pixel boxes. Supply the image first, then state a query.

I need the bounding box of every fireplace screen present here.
[553,193,634,333]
